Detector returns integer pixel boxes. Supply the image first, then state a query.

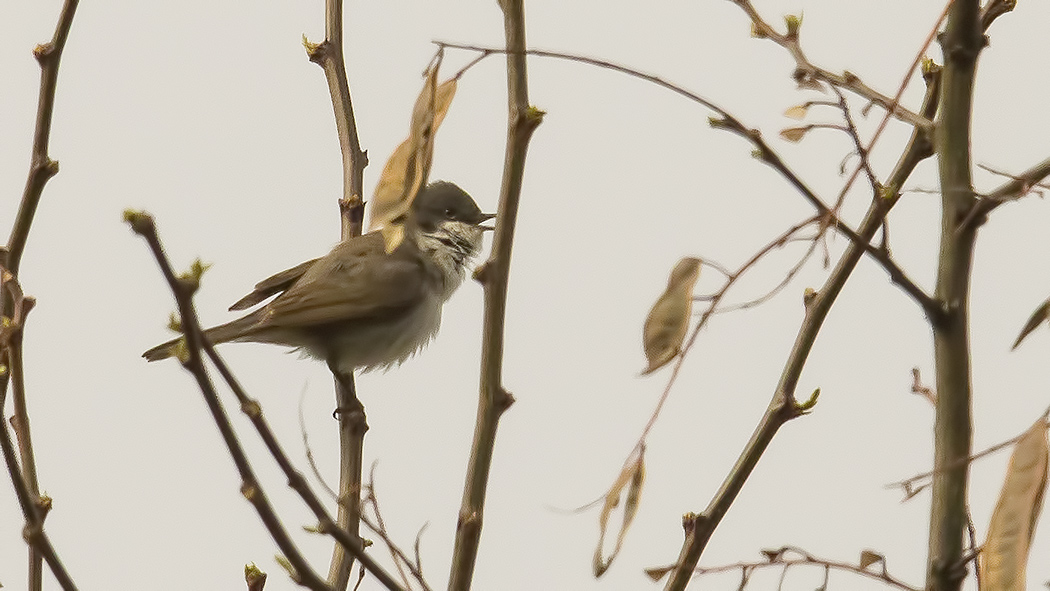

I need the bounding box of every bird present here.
[641,257,701,375]
[143,181,495,373]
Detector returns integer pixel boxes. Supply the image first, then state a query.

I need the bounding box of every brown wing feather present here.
[257,233,431,329]
[229,257,321,311]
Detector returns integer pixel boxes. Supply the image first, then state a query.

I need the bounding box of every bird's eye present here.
[444,208,455,218]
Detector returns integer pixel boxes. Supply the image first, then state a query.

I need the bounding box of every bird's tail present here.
[141,313,262,362]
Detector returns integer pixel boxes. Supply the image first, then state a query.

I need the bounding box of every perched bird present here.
[641,257,701,375]
[143,181,494,373]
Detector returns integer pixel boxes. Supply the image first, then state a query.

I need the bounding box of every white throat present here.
[416,220,485,299]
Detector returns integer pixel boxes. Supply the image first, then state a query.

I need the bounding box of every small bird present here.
[641,257,701,375]
[143,181,494,373]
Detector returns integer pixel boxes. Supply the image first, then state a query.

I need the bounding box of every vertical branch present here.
[0,272,77,591]
[927,2,983,591]
[2,3,79,590]
[305,2,369,589]
[446,2,542,591]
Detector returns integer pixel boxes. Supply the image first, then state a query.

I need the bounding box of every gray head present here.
[410,181,495,298]
[412,181,495,231]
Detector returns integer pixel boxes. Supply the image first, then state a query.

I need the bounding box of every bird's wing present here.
[229,257,321,311]
[257,234,432,329]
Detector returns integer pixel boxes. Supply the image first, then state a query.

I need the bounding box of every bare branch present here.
[651,545,920,591]
[127,211,333,591]
[661,61,943,591]
[960,156,1050,231]
[304,2,371,587]
[6,0,79,276]
[728,0,933,132]
[0,270,76,591]
[447,2,541,589]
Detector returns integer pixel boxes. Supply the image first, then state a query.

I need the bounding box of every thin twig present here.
[886,432,1023,500]
[6,0,79,277]
[651,545,920,591]
[0,271,76,591]
[359,466,434,591]
[728,0,933,133]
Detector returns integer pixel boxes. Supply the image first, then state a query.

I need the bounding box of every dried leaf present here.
[593,449,646,577]
[641,258,701,375]
[859,549,884,570]
[779,126,810,143]
[784,104,810,120]
[760,547,787,562]
[644,566,674,581]
[370,72,458,241]
[980,419,1049,591]
[1012,297,1050,350]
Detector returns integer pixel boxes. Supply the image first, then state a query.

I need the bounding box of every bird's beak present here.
[478,212,497,231]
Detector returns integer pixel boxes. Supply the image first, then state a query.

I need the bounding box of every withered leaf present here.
[370,58,458,251]
[1012,297,1050,350]
[641,257,701,375]
[593,448,645,577]
[858,549,885,570]
[644,566,674,582]
[779,126,810,143]
[980,418,1049,591]
[784,104,810,120]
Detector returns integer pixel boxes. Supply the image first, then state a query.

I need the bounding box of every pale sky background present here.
[3,1,1050,590]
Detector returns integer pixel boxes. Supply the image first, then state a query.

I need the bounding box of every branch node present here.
[303,36,326,63]
[794,387,820,414]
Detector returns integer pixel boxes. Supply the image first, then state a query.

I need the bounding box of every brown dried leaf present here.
[859,549,884,570]
[980,418,1049,591]
[1012,297,1050,350]
[641,258,701,375]
[761,547,787,562]
[779,126,810,143]
[370,61,458,249]
[644,566,674,582]
[593,449,646,577]
[784,104,810,120]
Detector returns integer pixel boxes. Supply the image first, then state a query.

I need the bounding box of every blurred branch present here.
[304,2,369,588]
[886,430,1022,502]
[360,465,433,591]
[6,0,79,276]
[959,155,1050,231]
[649,545,920,591]
[662,62,942,591]
[446,2,541,590]
[2,4,79,590]
[729,0,932,132]
[980,0,1017,30]
[927,1,983,590]
[0,270,76,591]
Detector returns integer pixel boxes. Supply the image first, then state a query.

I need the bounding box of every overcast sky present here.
[3,1,1050,590]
